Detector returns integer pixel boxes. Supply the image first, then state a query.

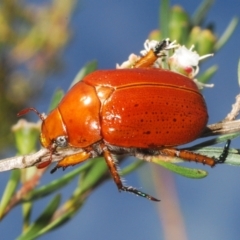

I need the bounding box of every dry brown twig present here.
[0,147,84,172]
[2,168,47,217]
[202,93,240,137]
[224,94,240,121]
[0,147,86,218]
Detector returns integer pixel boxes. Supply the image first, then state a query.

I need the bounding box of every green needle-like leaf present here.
[198,65,218,84]
[0,169,20,219]
[33,158,108,233]
[192,0,214,26]
[69,60,98,89]
[153,159,208,179]
[17,194,61,240]
[21,161,92,202]
[215,17,239,51]
[188,133,240,150]
[48,89,65,112]
[160,0,170,38]
[22,202,32,230]
[28,210,74,238]
[77,158,107,194]
[121,161,145,176]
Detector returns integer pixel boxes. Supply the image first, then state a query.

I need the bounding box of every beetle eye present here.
[55,136,68,147]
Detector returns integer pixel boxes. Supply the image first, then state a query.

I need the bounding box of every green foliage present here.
[0,0,76,153]
[17,194,61,240]
[0,169,20,218]
[153,161,208,179]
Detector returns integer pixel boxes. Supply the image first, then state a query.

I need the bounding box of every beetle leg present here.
[160,148,217,166]
[37,144,56,169]
[134,39,170,68]
[103,148,160,201]
[134,50,157,68]
[37,160,52,169]
[50,151,91,173]
[160,140,231,166]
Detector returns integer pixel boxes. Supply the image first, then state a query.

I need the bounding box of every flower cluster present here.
[117,38,214,89]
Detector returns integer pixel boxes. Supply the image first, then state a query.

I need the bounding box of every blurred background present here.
[0,0,239,239]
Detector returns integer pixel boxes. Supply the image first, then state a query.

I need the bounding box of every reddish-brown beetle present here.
[18,41,229,201]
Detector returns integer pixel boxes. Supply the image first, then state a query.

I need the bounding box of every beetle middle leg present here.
[103,148,160,201]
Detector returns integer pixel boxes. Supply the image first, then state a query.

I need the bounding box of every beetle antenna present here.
[17,107,45,121]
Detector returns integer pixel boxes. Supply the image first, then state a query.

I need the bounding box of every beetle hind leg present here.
[103,148,159,202]
[159,139,231,167]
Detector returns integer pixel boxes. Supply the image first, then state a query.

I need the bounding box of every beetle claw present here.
[216,139,231,164]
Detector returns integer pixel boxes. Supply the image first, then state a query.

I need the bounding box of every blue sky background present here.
[0,0,240,239]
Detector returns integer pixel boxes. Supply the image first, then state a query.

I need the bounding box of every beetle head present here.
[40,108,68,149]
[18,107,68,149]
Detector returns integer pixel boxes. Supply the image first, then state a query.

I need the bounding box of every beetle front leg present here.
[50,151,91,173]
[103,148,160,201]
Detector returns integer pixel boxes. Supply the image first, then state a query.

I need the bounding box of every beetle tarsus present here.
[216,139,231,164]
[153,39,169,56]
[121,186,160,202]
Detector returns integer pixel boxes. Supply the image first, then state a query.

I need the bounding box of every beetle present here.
[18,41,229,201]
[18,67,230,201]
